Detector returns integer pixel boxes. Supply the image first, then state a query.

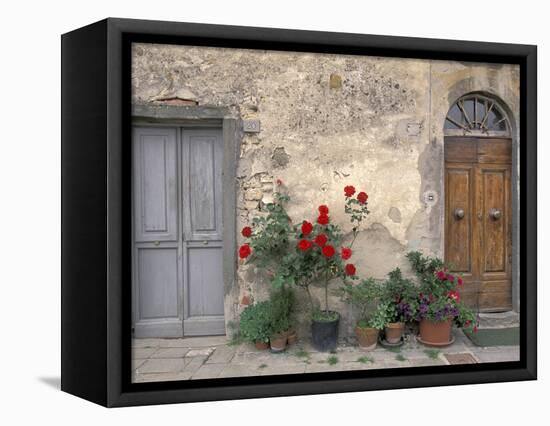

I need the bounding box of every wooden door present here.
[445,137,512,311]
[132,126,225,338]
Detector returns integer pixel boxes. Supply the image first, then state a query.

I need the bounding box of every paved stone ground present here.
[132,328,519,383]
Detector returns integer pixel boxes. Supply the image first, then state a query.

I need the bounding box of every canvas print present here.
[130,43,520,383]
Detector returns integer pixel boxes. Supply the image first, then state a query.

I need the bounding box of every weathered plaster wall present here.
[132,43,519,337]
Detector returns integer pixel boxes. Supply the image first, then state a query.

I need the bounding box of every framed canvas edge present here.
[62,17,537,408]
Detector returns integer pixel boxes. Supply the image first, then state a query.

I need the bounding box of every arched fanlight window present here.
[444,94,510,136]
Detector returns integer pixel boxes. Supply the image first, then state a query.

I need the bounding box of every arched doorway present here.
[444,94,512,312]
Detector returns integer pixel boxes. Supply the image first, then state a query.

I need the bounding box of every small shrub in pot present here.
[239,301,272,349]
[380,268,418,344]
[407,251,478,346]
[342,277,384,350]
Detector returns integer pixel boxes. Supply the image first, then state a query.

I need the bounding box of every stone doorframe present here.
[132,104,242,334]
[437,85,520,312]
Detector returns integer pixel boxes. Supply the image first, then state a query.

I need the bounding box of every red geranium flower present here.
[322,245,335,257]
[314,234,328,247]
[318,205,329,215]
[473,326,478,333]
[298,239,312,251]
[446,273,455,282]
[317,214,330,225]
[345,263,356,276]
[301,221,313,235]
[241,226,252,238]
[357,191,368,204]
[436,270,447,281]
[344,185,356,197]
[276,179,283,186]
[448,290,460,302]
[457,277,463,286]
[341,247,352,260]
[239,244,251,259]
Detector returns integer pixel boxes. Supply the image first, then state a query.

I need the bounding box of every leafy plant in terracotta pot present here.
[407,251,478,346]
[268,286,295,352]
[380,268,418,344]
[239,301,273,350]
[341,278,384,350]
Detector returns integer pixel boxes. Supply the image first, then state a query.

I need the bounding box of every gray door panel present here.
[133,127,178,242]
[133,127,183,338]
[182,129,225,336]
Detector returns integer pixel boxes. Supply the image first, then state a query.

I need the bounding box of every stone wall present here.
[132,43,520,338]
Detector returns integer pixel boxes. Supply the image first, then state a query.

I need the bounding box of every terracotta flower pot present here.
[354,326,379,351]
[286,329,298,345]
[418,319,453,346]
[254,341,269,350]
[270,333,288,352]
[385,322,405,344]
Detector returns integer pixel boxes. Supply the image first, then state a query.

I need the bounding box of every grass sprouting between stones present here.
[294,349,310,359]
[327,355,339,365]
[258,364,268,369]
[424,349,440,359]
[357,356,374,364]
[395,354,407,362]
[385,346,402,353]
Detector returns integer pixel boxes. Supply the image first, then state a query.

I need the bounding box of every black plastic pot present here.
[311,311,340,352]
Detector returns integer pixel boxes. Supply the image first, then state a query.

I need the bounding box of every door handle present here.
[454,208,465,220]
[203,240,209,245]
[154,241,160,246]
[489,208,502,221]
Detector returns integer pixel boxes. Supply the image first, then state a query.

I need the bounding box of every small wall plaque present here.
[243,119,261,133]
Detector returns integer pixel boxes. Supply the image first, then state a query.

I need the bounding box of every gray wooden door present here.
[132,126,225,338]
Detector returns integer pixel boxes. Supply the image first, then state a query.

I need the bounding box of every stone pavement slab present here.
[150,347,189,359]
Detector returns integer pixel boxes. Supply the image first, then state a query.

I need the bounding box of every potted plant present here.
[407,251,478,346]
[239,301,273,350]
[268,286,295,352]
[276,186,370,351]
[238,190,297,348]
[239,185,370,352]
[342,278,384,350]
[380,268,418,344]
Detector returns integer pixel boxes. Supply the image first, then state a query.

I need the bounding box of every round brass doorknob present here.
[490,208,502,220]
[454,208,465,220]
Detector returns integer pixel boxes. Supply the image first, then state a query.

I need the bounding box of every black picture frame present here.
[61,18,537,407]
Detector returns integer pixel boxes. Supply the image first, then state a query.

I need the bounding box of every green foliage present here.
[311,309,340,322]
[258,364,268,369]
[395,354,407,362]
[241,187,370,321]
[239,301,273,344]
[407,251,477,333]
[294,349,310,359]
[380,268,418,323]
[247,193,294,273]
[357,356,374,364]
[357,300,389,330]
[424,349,440,359]
[269,286,295,334]
[406,251,444,284]
[327,355,339,365]
[341,278,382,323]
